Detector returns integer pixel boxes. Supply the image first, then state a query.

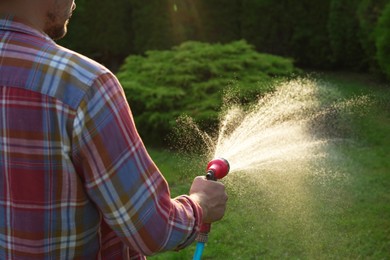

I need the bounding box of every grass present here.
[147,72,390,259]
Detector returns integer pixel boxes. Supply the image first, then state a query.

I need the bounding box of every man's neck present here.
[0,2,45,33]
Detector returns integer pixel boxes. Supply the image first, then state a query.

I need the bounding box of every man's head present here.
[0,0,76,40]
[44,0,76,40]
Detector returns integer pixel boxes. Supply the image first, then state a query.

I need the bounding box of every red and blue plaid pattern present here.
[0,15,202,259]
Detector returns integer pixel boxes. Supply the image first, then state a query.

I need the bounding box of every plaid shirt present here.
[0,15,202,259]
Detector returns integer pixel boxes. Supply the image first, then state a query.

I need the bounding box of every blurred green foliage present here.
[117,40,299,146]
[128,0,174,54]
[357,0,389,74]
[375,2,390,80]
[61,0,390,80]
[129,0,241,54]
[58,0,133,70]
[328,0,366,70]
[240,0,332,68]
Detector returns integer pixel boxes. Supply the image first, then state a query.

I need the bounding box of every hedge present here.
[117,40,299,146]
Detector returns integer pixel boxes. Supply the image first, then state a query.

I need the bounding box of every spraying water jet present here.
[175,78,370,258]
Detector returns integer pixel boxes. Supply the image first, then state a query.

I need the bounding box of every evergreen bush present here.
[117,40,299,146]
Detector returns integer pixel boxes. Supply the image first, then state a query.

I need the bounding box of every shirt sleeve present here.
[71,72,202,255]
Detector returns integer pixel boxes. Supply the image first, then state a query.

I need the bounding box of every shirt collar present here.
[0,13,54,43]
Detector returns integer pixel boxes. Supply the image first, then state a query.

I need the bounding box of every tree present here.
[191,0,241,43]
[357,0,389,74]
[289,0,333,68]
[240,0,332,68]
[328,0,366,70]
[128,0,175,54]
[240,0,294,57]
[375,2,390,80]
[59,0,133,71]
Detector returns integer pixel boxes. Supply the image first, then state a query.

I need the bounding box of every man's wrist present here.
[189,193,207,223]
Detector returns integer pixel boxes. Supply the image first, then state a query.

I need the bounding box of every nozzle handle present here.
[194,158,230,259]
[196,158,229,242]
[197,223,211,243]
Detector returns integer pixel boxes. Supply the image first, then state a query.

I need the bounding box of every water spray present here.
[193,158,230,260]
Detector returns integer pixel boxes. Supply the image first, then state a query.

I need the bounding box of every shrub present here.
[117,40,300,146]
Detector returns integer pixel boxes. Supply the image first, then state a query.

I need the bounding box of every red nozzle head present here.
[206,158,230,180]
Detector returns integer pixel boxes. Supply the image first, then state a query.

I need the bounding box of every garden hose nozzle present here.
[193,158,230,260]
[205,157,230,181]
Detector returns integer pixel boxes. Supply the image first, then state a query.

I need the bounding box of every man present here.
[0,0,227,259]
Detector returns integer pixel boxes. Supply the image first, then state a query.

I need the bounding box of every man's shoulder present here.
[41,43,118,109]
[53,44,111,83]
[0,18,119,109]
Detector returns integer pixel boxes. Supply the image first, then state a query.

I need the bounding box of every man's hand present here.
[189,176,228,224]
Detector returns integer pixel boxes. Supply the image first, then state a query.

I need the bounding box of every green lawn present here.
[148,73,390,259]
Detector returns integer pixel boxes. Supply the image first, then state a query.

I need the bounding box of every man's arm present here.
[71,72,212,255]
